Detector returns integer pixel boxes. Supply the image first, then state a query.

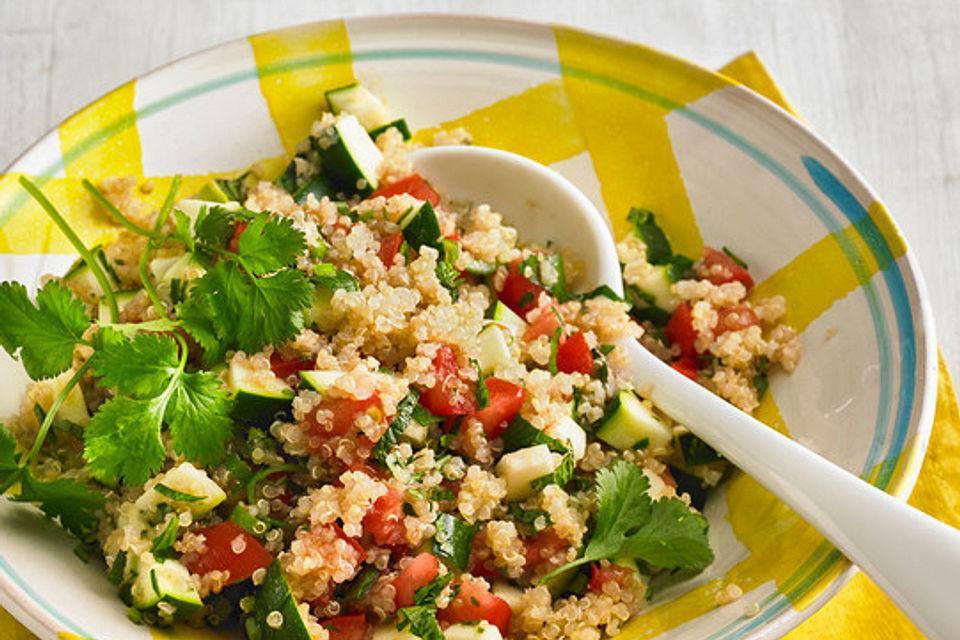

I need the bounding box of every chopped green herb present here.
[154,483,205,503]
[722,246,749,269]
[530,451,574,491]
[372,390,420,465]
[472,359,489,409]
[548,326,562,375]
[151,517,180,558]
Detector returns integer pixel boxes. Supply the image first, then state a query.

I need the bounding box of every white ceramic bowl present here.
[0,15,937,640]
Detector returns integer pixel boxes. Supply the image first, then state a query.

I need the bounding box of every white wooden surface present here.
[1,0,957,372]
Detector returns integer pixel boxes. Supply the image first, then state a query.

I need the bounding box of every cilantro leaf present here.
[14,473,104,541]
[620,497,715,570]
[176,295,225,363]
[0,423,23,489]
[90,333,179,398]
[0,281,90,379]
[236,213,306,275]
[541,460,713,582]
[194,205,244,248]
[312,267,359,292]
[166,371,233,465]
[189,259,313,353]
[83,396,166,486]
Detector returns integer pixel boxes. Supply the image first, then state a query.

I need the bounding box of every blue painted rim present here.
[0,27,926,640]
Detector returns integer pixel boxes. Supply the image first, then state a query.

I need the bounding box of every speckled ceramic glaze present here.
[0,15,937,640]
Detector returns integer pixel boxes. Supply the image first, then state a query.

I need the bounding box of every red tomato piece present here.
[660,466,678,489]
[471,378,526,438]
[714,305,760,336]
[269,353,315,380]
[498,261,548,317]
[556,331,594,375]
[362,488,407,548]
[322,614,369,640]
[588,563,635,594]
[419,345,477,416]
[670,356,700,380]
[523,528,569,568]
[228,220,248,254]
[522,305,562,342]
[664,303,698,358]
[437,576,512,636]
[393,553,440,609]
[182,521,273,586]
[306,396,382,453]
[369,174,441,206]
[699,247,754,290]
[378,232,404,267]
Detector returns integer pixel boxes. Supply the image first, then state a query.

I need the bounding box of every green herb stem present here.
[19,177,120,323]
[153,175,183,232]
[138,239,167,318]
[24,359,94,465]
[81,179,165,241]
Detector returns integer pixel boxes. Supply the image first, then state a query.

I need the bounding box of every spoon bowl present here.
[412,144,960,640]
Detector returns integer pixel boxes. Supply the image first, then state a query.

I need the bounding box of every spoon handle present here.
[621,341,960,640]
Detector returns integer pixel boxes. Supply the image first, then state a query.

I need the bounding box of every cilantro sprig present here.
[541,460,713,583]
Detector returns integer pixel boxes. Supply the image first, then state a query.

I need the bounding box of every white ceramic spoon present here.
[411,145,960,640]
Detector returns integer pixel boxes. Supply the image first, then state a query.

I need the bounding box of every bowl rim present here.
[0,12,939,640]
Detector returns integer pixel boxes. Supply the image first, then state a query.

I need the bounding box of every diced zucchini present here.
[676,430,723,466]
[370,118,412,141]
[152,462,226,517]
[544,416,587,461]
[192,181,233,204]
[291,173,338,204]
[96,290,137,324]
[398,200,441,250]
[299,370,340,394]
[245,560,311,640]
[62,245,119,299]
[158,253,206,285]
[495,444,563,502]
[148,255,183,283]
[131,556,203,620]
[228,360,295,426]
[629,264,679,313]
[445,621,503,640]
[306,285,343,332]
[491,581,524,613]
[371,625,418,640]
[490,301,528,340]
[595,390,672,450]
[476,325,513,373]
[313,114,383,196]
[401,420,429,447]
[325,83,394,132]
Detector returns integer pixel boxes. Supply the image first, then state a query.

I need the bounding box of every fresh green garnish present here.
[154,483,205,503]
[530,450,574,492]
[753,356,770,399]
[508,503,552,529]
[548,326,562,375]
[626,208,672,265]
[472,359,489,409]
[151,518,180,558]
[501,416,568,454]
[541,460,713,583]
[722,246,749,269]
[372,390,420,465]
[396,571,455,640]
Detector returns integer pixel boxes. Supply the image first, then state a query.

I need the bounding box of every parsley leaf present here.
[541,460,713,582]
[166,371,234,465]
[90,332,179,398]
[0,281,90,379]
[236,213,306,275]
[472,359,489,409]
[84,396,167,486]
[14,473,105,541]
[372,390,419,465]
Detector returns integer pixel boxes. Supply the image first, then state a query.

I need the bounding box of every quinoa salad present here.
[0,84,799,640]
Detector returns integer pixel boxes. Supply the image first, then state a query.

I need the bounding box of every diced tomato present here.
[522,305,563,342]
[664,303,698,358]
[714,305,760,336]
[556,331,594,375]
[269,353,315,380]
[419,345,477,416]
[670,356,700,380]
[322,613,369,640]
[228,220,248,254]
[498,261,548,317]
[182,521,273,586]
[660,467,678,488]
[369,173,441,207]
[523,528,569,568]
[588,563,635,594]
[393,552,440,609]
[306,396,382,454]
[438,576,512,636]
[471,378,526,438]
[378,232,404,267]
[362,488,407,548]
[699,247,754,290]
